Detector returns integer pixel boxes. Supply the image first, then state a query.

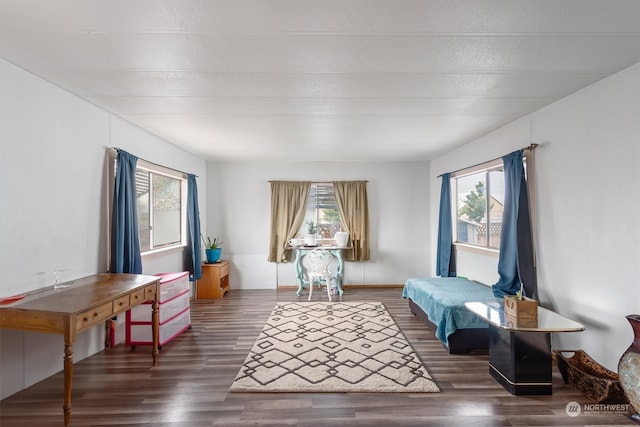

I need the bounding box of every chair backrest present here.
[306,248,333,275]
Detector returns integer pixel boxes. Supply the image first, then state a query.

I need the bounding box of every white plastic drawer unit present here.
[125,271,191,347]
[127,289,190,323]
[127,308,191,346]
[155,271,190,303]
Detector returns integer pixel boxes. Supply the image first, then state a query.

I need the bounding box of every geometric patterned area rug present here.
[229,301,439,393]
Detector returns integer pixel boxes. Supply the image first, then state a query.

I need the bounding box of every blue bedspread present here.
[402,277,498,346]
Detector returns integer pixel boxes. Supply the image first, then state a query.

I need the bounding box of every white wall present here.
[4,49,636,399]
[0,60,206,399]
[206,161,431,290]
[430,62,640,371]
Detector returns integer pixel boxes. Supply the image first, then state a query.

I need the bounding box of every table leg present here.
[294,249,304,296]
[151,299,159,365]
[335,249,345,296]
[63,342,73,426]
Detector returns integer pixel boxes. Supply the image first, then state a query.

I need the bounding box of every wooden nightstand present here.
[197,261,230,299]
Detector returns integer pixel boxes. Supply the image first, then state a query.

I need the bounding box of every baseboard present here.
[277,284,404,291]
[344,284,404,289]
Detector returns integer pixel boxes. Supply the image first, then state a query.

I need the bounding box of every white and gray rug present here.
[229,301,439,393]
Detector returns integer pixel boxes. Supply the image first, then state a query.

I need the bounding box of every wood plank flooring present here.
[0,288,636,426]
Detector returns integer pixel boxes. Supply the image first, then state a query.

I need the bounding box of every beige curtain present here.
[268,181,310,262]
[333,181,370,261]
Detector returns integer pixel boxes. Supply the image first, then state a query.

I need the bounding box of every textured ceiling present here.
[1,0,639,162]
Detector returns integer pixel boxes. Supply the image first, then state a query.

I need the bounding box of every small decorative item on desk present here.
[288,237,304,247]
[202,235,223,263]
[618,314,640,423]
[503,285,538,328]
[335,231,349,247]
[304,221,318,246]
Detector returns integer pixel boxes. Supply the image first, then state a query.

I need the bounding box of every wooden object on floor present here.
[197,261,230,299]
[0,274,160,426]
[555,349,628,404]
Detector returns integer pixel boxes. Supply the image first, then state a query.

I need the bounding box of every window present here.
[135,163,187,253]
[454,163,505,250]
[301,183,342,238]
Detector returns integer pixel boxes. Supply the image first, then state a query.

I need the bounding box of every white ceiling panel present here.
[98,97,555,117]
[51,71,612,98]
[3,33,638,72]
[1,0,639,161]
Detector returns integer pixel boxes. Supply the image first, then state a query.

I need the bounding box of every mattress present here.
[402,277,498,346]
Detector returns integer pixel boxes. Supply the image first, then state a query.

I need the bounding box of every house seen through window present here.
[455,165,505,249]
[301,183,342,238]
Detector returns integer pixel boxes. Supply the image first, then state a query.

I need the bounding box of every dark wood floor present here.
[0,288,636,426]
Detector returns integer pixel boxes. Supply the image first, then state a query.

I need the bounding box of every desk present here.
[465,301,584,395]
[0,273,160,425]
[290,246,348,297]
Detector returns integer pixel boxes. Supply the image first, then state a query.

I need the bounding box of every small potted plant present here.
[304,221,318,246]
[202,236,223,263]
[503,283,538,322]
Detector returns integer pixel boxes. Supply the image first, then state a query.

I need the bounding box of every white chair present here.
[306,248,335,301]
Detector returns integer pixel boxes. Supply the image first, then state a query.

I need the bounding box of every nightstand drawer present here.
[220,262,230,277]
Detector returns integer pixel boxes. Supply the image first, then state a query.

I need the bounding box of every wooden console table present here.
[0,273,160,425]
[465,301,584,395]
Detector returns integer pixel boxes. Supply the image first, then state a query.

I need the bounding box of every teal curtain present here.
[184,174,202,281]
[110,150,142,274]
[436,173,456,277]
[492,150,537,298]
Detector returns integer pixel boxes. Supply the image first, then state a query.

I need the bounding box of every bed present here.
[402,277,499,354]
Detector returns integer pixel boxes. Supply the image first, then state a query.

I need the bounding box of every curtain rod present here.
[437,143,539,178]
[109,147,198,178]
[267,180,369,183]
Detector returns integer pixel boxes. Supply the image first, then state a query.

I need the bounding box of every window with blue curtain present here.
[436,173,456,277]
[110,150,143,274]
[109,149,203,281]
[492,150,536,298]
[184,174,202,281]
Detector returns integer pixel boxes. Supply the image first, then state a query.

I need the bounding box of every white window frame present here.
[452,159,502,253]
[451,155,529,256]
[136,160,188,255]
[300,182,342,240]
